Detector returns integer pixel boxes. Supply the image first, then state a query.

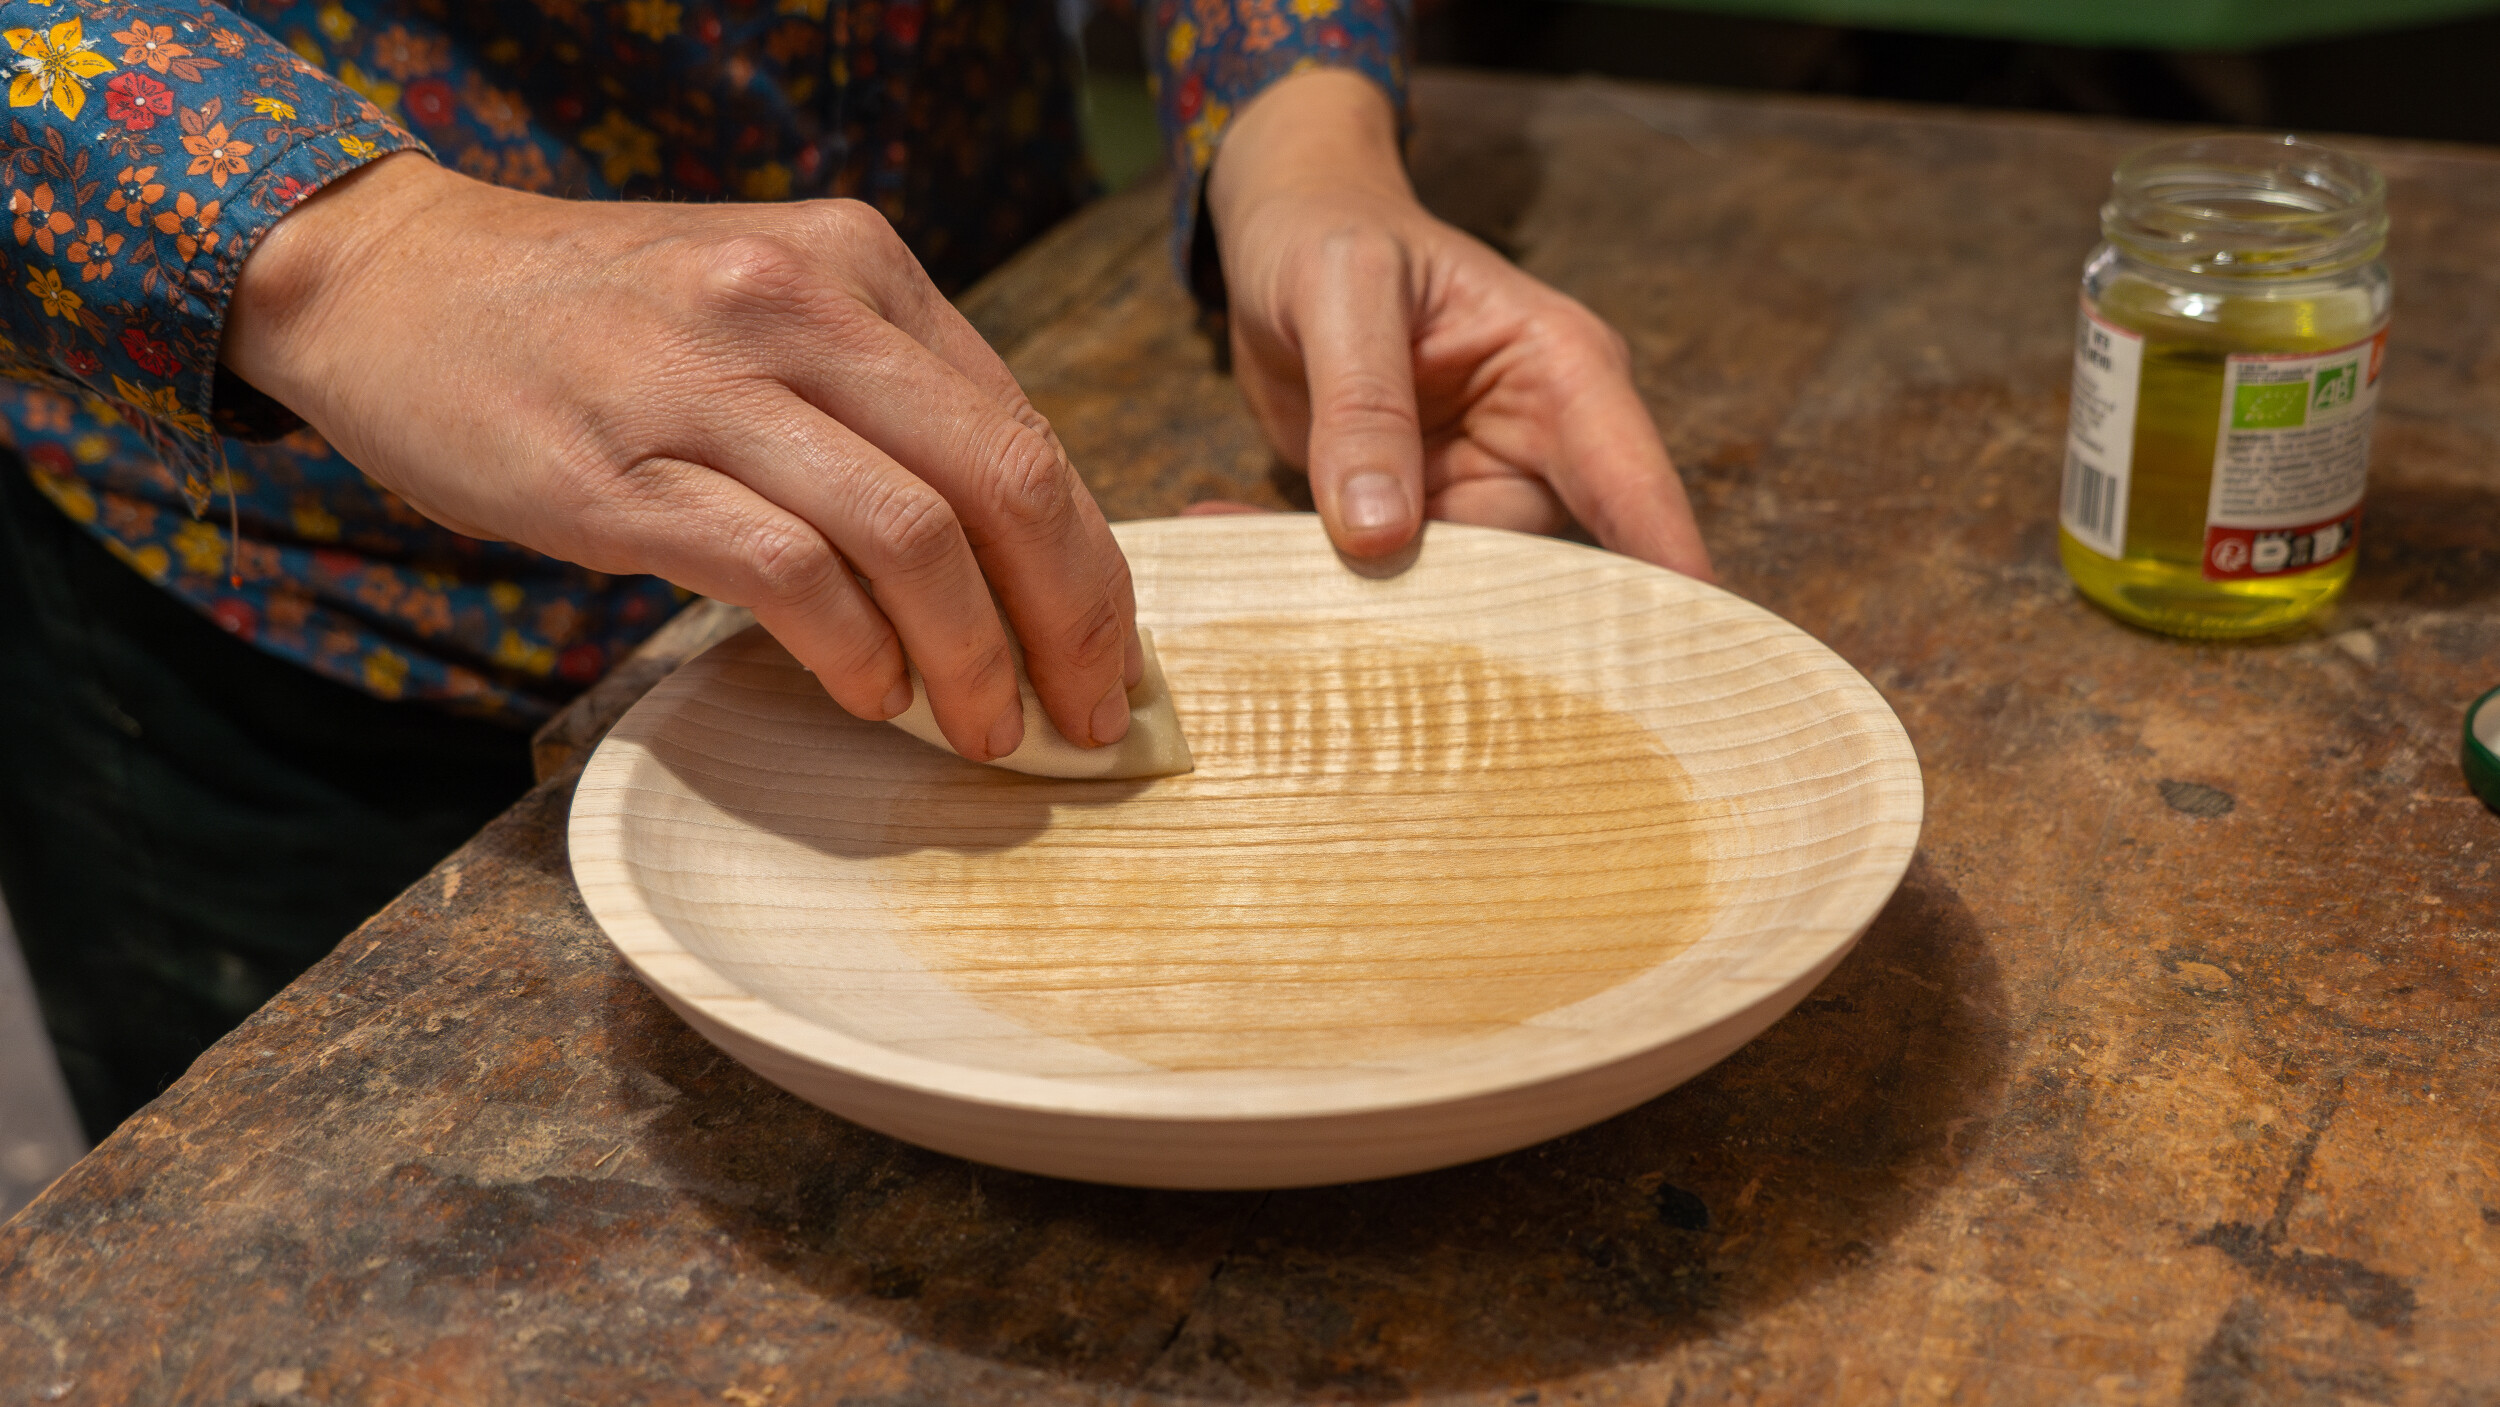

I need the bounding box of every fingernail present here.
[1339,472,1409,533]
[1090,681,1131,746]
[985,704,1024,761]
[1123,630,1145,688]
[878,678,913,719]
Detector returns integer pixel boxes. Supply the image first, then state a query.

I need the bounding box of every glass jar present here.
[2059,135,2392,637]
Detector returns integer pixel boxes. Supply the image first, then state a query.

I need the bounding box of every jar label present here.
[2060,301,2143,559]
[2201,330,2386,580]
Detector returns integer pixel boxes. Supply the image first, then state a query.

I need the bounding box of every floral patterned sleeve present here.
[1141,0,1408,306]
[0,1,422,511]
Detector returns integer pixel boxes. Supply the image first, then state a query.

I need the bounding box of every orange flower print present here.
[9,183,73,254]
[182,121,253,185]
[18,391,71,433]
[265,588,313,632]
[115,21,216,81]
[368,25,448,81]
[66,220,122,281]
[1239,0,1288,51]
[112,22,191,73]
[401,589,452,636]
[354,568,406,614]
[535,598,582,644]
[460,74,529,139]
[7,20,115,118]
[105,165,163,226]
[153,191,221,260]
[103,494,159,542]
[232,540,281,585]
[499,143,555,193]
[453,142,498,183]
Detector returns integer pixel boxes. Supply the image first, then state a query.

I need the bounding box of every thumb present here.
[1297,236,1425,559]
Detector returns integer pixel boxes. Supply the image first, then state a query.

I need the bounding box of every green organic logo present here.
[2312,361,2358,412]
[2232,381,2308,430]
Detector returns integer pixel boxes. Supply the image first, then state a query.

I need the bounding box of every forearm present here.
[1207,69,1410,248]
[223,152,461,434]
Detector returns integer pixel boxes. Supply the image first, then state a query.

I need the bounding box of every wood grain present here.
[569,516,1922,1187]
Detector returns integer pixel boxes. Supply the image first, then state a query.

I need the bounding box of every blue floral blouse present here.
[0,0,1403,722]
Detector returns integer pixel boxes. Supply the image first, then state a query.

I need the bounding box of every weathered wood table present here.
[4,72,2495,1404]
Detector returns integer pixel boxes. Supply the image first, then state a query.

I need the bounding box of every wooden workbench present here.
[2,72,2493,1404]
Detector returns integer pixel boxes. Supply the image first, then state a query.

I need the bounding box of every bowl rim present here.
[568,516,1927,1125]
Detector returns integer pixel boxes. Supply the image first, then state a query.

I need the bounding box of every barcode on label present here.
[2064,302,2141,560]
[2063,451,2121,548]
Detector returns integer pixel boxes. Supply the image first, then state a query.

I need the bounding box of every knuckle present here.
[820,623,900,685]
[736,517,842,606]
[862,482,963,578]
[810,198,917,299]
[983,424,1076,536]
[1012,399,1057,443]
[1316,369,1420,431]
[815,197,897,249]
[940,637,1018,698]
[691,233,814,318]
[1046,589,1128,675]
[1316,225,1409,283]
[1547,298,1632,369]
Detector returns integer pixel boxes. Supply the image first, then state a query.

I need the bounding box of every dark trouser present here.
[0,456,534,1141]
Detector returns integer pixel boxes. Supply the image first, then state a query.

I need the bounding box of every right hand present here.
[223,153,1142,762]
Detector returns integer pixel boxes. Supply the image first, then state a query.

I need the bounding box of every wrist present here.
[1206,68,1411,243]
[222,152,461,426]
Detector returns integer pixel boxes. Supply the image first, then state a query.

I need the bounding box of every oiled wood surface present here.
[567,519,1920,1187]
[3,73,2495,1404]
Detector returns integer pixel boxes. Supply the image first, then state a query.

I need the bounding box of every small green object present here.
[2232,381,2309,430]
[2466,685,2500,815]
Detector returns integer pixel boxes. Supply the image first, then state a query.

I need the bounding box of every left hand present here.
[1199,70,1714,581]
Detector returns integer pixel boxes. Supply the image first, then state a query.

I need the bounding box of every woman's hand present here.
[224,154,1141,761]
[1204,70,1714,580]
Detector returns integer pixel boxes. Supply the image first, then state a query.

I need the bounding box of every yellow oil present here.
[2061,263,2383,637]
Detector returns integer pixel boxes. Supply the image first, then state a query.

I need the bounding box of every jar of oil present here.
[2060,135,2391,637]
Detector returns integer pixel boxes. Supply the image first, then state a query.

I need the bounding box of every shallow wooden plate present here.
[570,516,1922,1188]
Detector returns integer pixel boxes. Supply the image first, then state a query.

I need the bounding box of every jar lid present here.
[2467,686,2500,814]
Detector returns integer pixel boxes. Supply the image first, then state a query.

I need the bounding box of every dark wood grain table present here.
[4,72,2494,1405]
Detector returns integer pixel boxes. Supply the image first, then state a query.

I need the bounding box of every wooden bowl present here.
[569,517,1922,1188]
